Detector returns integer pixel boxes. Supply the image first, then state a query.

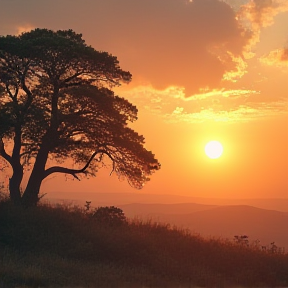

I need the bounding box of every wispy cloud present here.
[187,89,258,101]
[120,85,287,123]
[164,101,288,123]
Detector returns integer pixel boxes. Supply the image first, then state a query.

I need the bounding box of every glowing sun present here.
[205,141,223,159]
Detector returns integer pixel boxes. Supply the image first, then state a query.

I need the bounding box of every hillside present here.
[44,192,288,251]
[120,203,288,250]
[1,199,288,288]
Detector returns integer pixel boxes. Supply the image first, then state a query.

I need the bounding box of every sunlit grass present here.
[0,197,287,288]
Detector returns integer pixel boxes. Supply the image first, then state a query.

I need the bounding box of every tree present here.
[92,206,127,226]
[0,29,160,206]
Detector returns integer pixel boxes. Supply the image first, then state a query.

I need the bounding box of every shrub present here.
[91,206,127,226]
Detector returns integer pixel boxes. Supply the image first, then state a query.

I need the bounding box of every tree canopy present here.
[0,28,160,206]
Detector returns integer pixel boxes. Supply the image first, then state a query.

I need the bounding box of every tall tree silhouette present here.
[0,29,160,206]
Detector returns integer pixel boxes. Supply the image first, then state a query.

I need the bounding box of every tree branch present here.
[0,138,12,165]
[21,63,34,113]
[59,71,84,88]
[20,147,38,158]
[5,84,18,101]
[42,148,115,180]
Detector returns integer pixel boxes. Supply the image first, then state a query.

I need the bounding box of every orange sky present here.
[1,0,287,199]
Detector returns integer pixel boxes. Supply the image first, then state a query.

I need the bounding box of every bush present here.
[91,206,127,226]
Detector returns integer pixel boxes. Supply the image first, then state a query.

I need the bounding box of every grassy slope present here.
[0,200,288,288]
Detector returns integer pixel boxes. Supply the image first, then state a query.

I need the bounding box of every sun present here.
[205,141,223,159]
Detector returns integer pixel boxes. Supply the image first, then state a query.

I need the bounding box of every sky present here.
[0,0,288,200]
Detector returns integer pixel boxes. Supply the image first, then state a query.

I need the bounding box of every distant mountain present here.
[45,191,288,212]
[119,203,288,250]
[119,202,219,215]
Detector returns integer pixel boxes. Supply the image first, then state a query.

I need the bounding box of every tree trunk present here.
[22,92,59,206]
[21,141,50,206]
[21,175,43,206]
[9,162,23,204]
[3,126,24,204]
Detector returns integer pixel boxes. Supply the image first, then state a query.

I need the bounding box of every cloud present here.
[16,24,34,35]
[120,85,287,123]
[1,0,285,100]
[172,107,184,115]
[259,48,288,67]
[188,89,259,100]
[92,0,251,97]
[238,0,288,57]
[243,0,288,27]
[110,0,287,97]
[163,101,288,123]
[0,23,35,37]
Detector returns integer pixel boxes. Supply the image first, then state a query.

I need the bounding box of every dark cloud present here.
[0,0,251,96]
[97,0,251,96]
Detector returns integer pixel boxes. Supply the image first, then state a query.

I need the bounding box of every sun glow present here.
[205,141,223,159]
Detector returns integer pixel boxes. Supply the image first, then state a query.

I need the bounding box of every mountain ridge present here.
[44,191,288,212]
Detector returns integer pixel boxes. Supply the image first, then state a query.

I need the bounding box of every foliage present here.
[0,199,288,288]
[91,206,127,226]
[0,29,160,205]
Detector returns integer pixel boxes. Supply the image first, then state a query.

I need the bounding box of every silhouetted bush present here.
[91,206,127,226]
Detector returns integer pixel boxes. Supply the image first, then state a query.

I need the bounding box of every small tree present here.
[92,206,127,226]
[0,29,160,206]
